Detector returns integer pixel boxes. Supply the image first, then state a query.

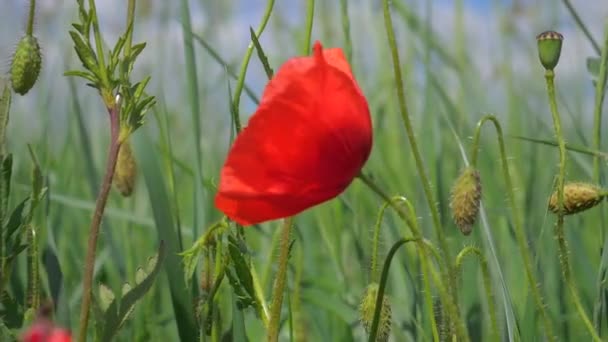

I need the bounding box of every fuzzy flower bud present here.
[114,141,137,197]
[10,35,42,95]
[536,31,563,71]
[548,182,605,215]
[359,283,391,342]
[450,167,482,235]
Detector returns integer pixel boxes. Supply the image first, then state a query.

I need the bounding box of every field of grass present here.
[1,0,608,341]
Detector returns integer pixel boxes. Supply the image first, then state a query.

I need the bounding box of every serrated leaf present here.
[588,57,600,77]
[127,42,147,71]
[99,284,115,312]
[100,241,166,342]
[69,31,99,73]
[72,23,84,35]
[0,79,11,156]
[133,76,151,102]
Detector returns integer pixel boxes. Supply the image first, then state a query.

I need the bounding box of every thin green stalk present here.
[179,0,203,239]
[455,246,498,341]
[358,174,464,341]
[339,0,352,65]
[267,218,293,342]
[562,0,601,54]
[592,22,608,183]
[26,0,36,36]
[77,105,122,342]
[232,0,276,133]
[545,70,601,342]
[369,196,439,341]
[381,0,452,279]
[471,114,554,340]
[368,238,418,342]
[302,0,315,55]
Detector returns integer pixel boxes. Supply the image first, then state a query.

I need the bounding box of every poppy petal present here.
[215,41,372,225]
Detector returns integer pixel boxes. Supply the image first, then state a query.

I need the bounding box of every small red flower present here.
[215,40,372,225]
[21,320,72,342]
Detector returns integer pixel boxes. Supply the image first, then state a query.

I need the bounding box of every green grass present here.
[1,0,608,341]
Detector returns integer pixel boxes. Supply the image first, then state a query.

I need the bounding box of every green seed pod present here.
[536,31,563,71]
[10,35,42,95]
[450,167,482,235]
[548,182,604,215]
[114,142,137,197]
[359,283,391,342]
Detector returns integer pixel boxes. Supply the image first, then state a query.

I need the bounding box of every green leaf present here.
[5,198,28,241]
[588,57,600,77]
[69,31,99,73]
[225,235,256,310]
[64,70,98,84]
[132,76,151,103]
[249,27,274,79]
[0,154,12,222]
[0,79,11,156]
[100,241,166,342]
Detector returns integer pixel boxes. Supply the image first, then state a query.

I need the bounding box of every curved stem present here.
[545,70,601,342]
[267,217,293,342]
[26,0,36,36]
[358,173,465,341]
[370,200,391,282]
[455,246,498,342]
[368,238,418,342]
[302,0,315,55]
[471,114,554,340]
[77,105,121,342]
[380,0,456,313]
[232,0,276,133]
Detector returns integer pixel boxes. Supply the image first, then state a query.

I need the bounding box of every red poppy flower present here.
[215,40,372,225]
[21,320,72,342]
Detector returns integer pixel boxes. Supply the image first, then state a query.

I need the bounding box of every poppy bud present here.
[359,283,391,342]
[536,31,563,71]
[114,141,137,196]
[548,182,604,215]
[450,167,482,235]
[10,35,42,95]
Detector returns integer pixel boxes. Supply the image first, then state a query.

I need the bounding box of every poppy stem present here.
[544,70,601,341]
[78,103,121,342]
[267,217,293,342]
[301,0,315,55]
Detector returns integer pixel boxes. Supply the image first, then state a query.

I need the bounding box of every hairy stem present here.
[368,238,418,342]
[267,218,293,342]
[358,173,464,341]
[455,246,498,342]
[77,105,121,342]
[26,0,36,36]
[471,114,554,340]
[545,70,601,342]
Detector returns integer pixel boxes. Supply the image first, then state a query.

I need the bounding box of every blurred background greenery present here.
[1,0,608,340]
